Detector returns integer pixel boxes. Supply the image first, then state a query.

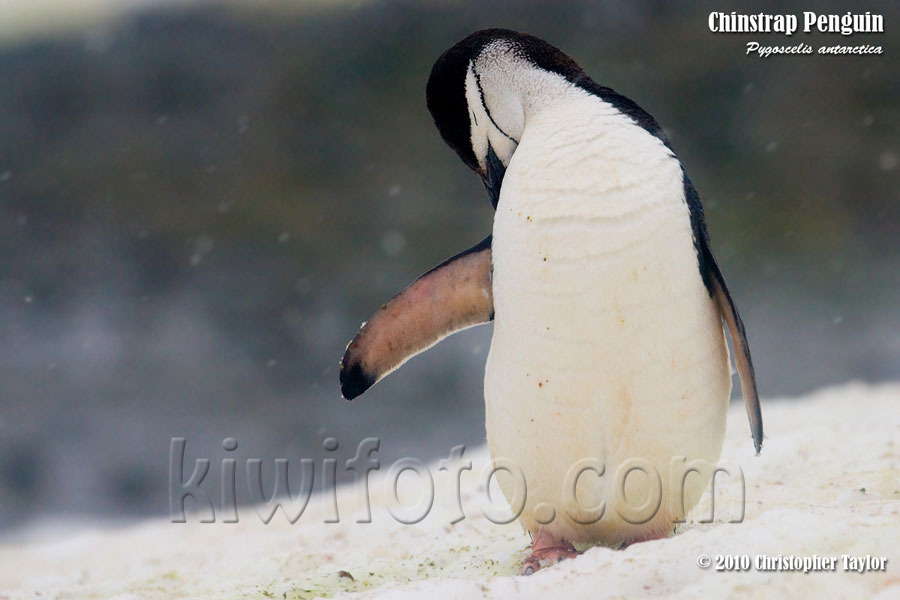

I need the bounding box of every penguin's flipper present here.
[705,251,763,454]
[340,235,493,400]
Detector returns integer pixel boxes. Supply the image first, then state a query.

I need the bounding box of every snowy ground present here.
[1,382,898,599]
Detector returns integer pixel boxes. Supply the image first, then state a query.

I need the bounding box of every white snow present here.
[1,382,898,599]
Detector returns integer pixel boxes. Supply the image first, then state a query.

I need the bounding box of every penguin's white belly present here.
[484,104,731,545]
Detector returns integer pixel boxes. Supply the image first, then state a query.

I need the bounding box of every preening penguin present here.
[340,29,762,573]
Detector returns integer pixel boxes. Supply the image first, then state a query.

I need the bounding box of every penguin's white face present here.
[427,31,592,208]
[463,40,578,172]
[464,61,520,171]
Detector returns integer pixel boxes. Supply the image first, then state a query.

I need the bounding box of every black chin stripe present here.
[472,68,519,145]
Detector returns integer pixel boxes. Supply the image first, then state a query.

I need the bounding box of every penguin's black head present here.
[426,29,587,208]
[427,30,500,173]
[426,29,667,208]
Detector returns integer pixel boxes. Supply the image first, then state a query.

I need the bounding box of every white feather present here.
[471,49,732,545]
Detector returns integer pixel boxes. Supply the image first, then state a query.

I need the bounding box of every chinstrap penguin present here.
[339,29,763,574]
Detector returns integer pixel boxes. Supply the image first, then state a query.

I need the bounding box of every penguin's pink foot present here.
[521,530,581,575]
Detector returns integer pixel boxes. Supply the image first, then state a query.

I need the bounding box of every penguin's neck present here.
[507,90,681,222]
[520,74,592,121]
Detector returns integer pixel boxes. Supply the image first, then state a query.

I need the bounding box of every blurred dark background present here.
[0,0,897,530]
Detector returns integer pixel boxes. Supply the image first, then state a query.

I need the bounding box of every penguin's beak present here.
[480,144,506,210]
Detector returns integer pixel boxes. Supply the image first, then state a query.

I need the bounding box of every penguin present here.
[339,29,762,574]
